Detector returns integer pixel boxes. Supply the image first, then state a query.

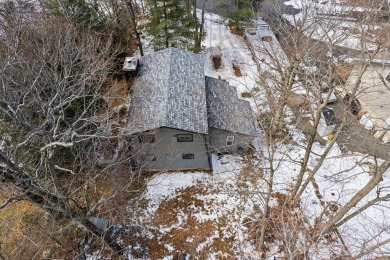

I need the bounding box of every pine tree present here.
[217,0,261,30]
[146,0,199,51]
[43,0,133,50]
[44,0,108,30]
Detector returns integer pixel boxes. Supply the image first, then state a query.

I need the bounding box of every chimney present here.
[123,57,139,72]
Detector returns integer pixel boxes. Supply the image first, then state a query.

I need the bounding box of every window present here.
[141,154,156,161]
[386,72,390,83]
[182,153,194,159]
[343,94,361,115]
[177,134,193,142]
[226,136,234,146]
[138,134,155,143]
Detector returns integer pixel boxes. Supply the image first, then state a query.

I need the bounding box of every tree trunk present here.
[257,148,276,251]
[290,105,325,198]
[271,61,298,134]
[195,0,207,51]
[185,0,192,17]
[334,193,390,228]
[163,0,169,48]
[126,0,144,56]
[354,237,390,259]
[192,0,197,20]
[291,63,371,200]
[139,0,145,16]
[318,159,389,234]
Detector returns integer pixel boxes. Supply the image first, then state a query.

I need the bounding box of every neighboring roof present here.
[205,76,258,136]
[126,48,208,134]
[322,107,337,126]
[345,63,390,124]
[368,50,390,64]
[332,48,348,58]
[355,50,390,64]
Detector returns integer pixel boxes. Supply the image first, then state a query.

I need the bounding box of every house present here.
[345,59,390,143]
[124,48,258,172]
[206,76,259,154]
[316,107,337,138]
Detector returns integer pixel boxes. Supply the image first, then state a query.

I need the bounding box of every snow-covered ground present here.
[125,12,267,259]
[284,0,378,12]
[134,155,264,259]
[282,0,379,51]
[126,8,390,260]
[202,12,260,111]
[275,127,390,257]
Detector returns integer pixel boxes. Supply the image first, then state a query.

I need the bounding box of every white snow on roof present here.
[282,1,379,51]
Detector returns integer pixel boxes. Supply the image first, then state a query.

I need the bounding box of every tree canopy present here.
[146,0,199,51]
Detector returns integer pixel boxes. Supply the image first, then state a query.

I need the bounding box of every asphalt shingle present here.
[205,76,258,136]
[126,48,208,134]
[126,48,258,137]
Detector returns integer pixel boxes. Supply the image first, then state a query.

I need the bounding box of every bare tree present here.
[0,10,133,257]
[243,0,390,257]
[126,0,144,56]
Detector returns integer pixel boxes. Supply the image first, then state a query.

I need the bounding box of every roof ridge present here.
[163,48,174,125]
[126,47,209,135]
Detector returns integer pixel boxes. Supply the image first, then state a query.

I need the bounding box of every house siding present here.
[130,127,210,171]
[208,128,253,154]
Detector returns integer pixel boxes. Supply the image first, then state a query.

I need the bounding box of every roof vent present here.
[123,57,139,72]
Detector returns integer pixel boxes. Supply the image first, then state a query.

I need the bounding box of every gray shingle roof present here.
[205,76,258,136]
[126,48,258,137]
[126,48,208,134]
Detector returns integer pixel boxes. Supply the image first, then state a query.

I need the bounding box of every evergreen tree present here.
[146,0,199,51]
[43,0,132,50]
[217,0,262,30]
[44,0,108,30]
